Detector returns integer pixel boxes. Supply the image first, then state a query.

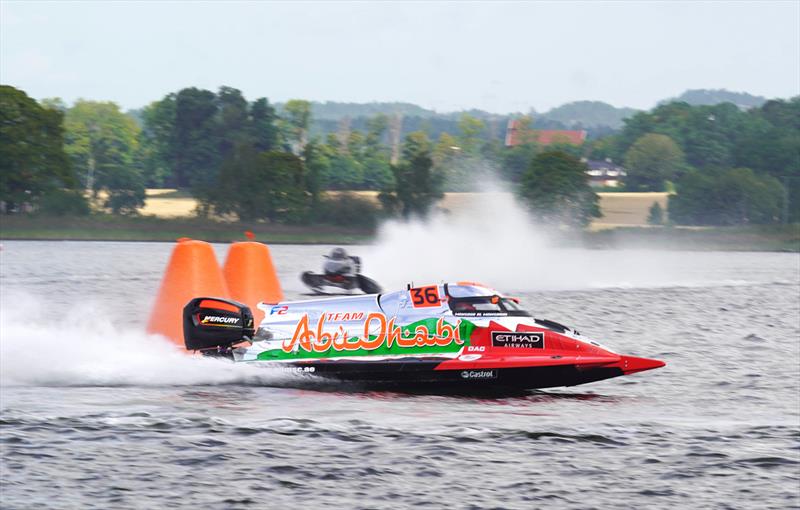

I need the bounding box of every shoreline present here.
[1,215,797,251]
[580,225,800,252]
[0,215,374,245]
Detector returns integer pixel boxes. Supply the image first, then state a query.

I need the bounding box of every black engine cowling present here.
[182,297,255,351]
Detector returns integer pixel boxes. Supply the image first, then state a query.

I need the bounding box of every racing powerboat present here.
[183,283,665,390]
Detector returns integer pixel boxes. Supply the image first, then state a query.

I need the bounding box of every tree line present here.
[0,85,447,226]
[1,83,797,227]
[591,98,800,224]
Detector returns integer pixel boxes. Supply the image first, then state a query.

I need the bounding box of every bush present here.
[647,202,664,225]
[99,164,146,215]
[315,192,380,229]
[37,189,90,216]
[105,189,145,215]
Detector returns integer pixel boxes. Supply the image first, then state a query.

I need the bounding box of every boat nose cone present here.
[619,355,666,375]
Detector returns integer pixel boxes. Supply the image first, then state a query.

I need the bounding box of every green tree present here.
[283,99,312,153]
[140,88,284,195]
[588,137,616,161]
[363,116,392,184]
[499,116,540,183]
[678,104,743,169]
[612,102,691,160]
[362,154,394,190]
[431,131,496,191]
[380,132,443,218]
[250,98,279,152]
[302,141,325,207]
[64,99,144,214]
[216,86,250,161]
[174,87,219,196]
[432,132,462,189]
[0,85,81,212]
[365,114,389,149]
[546,141,584,159]
[40,97,67,112]
[214,147,308,222]
[734,98,800,222]
[327,152,364,189]
[517,150,601,227]
[138,95,176,187]
[600,97,798,220]
[501,143,539,183]
[457,114,485,154]
[310,123,394,191]
[669,168,784,225]
[479,138,503,168]
[624,133,685,190]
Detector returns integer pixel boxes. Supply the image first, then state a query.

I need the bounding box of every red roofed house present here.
[504,119,587,147]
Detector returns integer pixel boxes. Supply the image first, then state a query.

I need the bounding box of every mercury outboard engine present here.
[183,297,254,352]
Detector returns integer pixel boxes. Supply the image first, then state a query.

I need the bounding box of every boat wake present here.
[0,291,291,388]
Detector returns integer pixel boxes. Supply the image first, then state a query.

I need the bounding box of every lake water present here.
[1,241,798,509]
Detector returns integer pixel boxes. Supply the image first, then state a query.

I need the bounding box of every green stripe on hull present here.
[256,318,476,361]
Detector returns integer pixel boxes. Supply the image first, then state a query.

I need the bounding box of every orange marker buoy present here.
[223,242,283,326]
[147,239,230,347]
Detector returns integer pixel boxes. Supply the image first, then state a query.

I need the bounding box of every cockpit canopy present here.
[445,284,530,317]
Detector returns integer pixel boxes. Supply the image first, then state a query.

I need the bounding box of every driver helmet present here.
[329,247,348,260]
[453,302,476,312]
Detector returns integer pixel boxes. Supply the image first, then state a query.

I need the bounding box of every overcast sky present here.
[1,1,798,113]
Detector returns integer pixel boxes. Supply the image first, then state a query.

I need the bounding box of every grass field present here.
[593,192,669,229]
[139,189,201,218]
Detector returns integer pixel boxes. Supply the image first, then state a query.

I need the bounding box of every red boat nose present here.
[617,355,666,375]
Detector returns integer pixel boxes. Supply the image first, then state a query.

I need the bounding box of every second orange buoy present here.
[223,242,283,325]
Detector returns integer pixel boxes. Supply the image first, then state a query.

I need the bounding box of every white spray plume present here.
[364,189,554,291]
[361,167,752,292]
[0,291,290,387]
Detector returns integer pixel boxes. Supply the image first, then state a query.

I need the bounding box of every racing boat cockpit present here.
[444,283,531,318]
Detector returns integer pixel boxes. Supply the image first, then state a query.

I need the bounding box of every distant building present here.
[504,119,587,147]
[583,158,627,188]
[504,119,623,186]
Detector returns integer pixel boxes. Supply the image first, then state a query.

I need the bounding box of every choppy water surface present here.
[1,241,799,509]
